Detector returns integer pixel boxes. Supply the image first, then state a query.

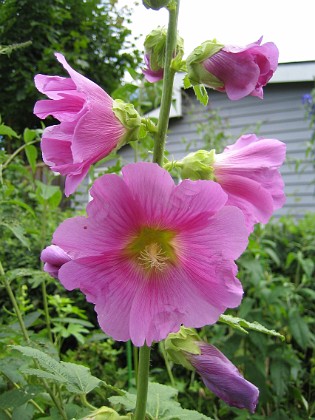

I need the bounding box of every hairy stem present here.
[134,345,151,420]
[153,1,180,165]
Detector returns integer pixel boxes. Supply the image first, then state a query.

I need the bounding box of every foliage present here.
[150,215,315,419]
[0,0,141,133]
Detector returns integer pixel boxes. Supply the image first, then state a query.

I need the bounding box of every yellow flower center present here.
[125,227,177,275]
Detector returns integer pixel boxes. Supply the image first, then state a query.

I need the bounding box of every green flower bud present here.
[186,40,224,88]
[142,0,170,10]
[83,406,131,419]
[143,27,184,75]
[112,99,142,144]
[165,326,201,370]
[178,149,216,180]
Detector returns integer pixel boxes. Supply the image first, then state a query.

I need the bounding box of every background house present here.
[80,61,315,218]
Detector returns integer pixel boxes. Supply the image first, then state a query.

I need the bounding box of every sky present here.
[119,0,315,63]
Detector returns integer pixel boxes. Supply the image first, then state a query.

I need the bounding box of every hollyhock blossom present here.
[165,327,259,413]
[187,37,279,100]
[41,245,71,278]
[34,53,141,196]
[174,134,286,232]
[213,134,286,232]
[41,162,249,346]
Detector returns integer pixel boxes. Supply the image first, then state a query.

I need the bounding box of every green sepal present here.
[142,0,170,11]
[83,406,131,419]
[179,149,216,180]
[165,326,201,370]
[186,39,224,88]
[112,99,141,144]
[144,27,184,73]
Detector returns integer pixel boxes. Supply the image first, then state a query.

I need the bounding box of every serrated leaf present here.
[59,362,101,393]
[219,314,285,340]
[193,84,208,106]
[12,345,101,394]
[109,382,211,419]
[25,144,38,173]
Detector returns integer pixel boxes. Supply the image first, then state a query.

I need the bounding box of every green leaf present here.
[23,128,37,144]
[109,382,212,419]
[0,386,40,410]
[12,345,102,394]
[35,181,62,208]
[219,314,285,340]
[0,220,30,248]
[0,124,19,138]
[25,144,38,173]
[193,84,208,106]
[288,309,311,349]
[270,359,290,397]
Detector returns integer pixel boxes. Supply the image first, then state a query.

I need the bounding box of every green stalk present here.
[133,2,180,418]
[134,345,151,420]
[153,1,180,166]
[126,340,133,389]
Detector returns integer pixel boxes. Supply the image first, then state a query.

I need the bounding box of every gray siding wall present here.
[165,82,315,218]
[90,82,314,218]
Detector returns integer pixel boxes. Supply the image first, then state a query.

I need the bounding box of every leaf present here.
[0,386,40,410]
[25,144,38,173]
[193,84,208,106]
[109,382,212,419]
[288,309,311,349]
[270,359,290,397]
[0,124,19,138]
[23,128,37,144]
[0,220,30,248]
[12,345,101,394]
[219,314,285,341]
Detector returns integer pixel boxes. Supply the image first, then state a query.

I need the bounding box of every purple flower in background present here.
[187,342,259,413]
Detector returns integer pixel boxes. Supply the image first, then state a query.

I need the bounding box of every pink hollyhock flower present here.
[34,53,141,196]
[41,245,71,278]
[41,162,249,346]
[142,54,164,83]
[188,342,259,413]
[213,134,286,232]
[187,37,279,100]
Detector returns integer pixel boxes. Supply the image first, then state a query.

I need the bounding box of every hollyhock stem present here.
[134,345,151,420]
[153,0,180,165]
[134,3,180,417]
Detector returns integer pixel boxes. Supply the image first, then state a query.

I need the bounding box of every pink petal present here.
[34,96,85,121]
[71,101,125,163]
[216,173,274,231]
[34,75,78,100]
